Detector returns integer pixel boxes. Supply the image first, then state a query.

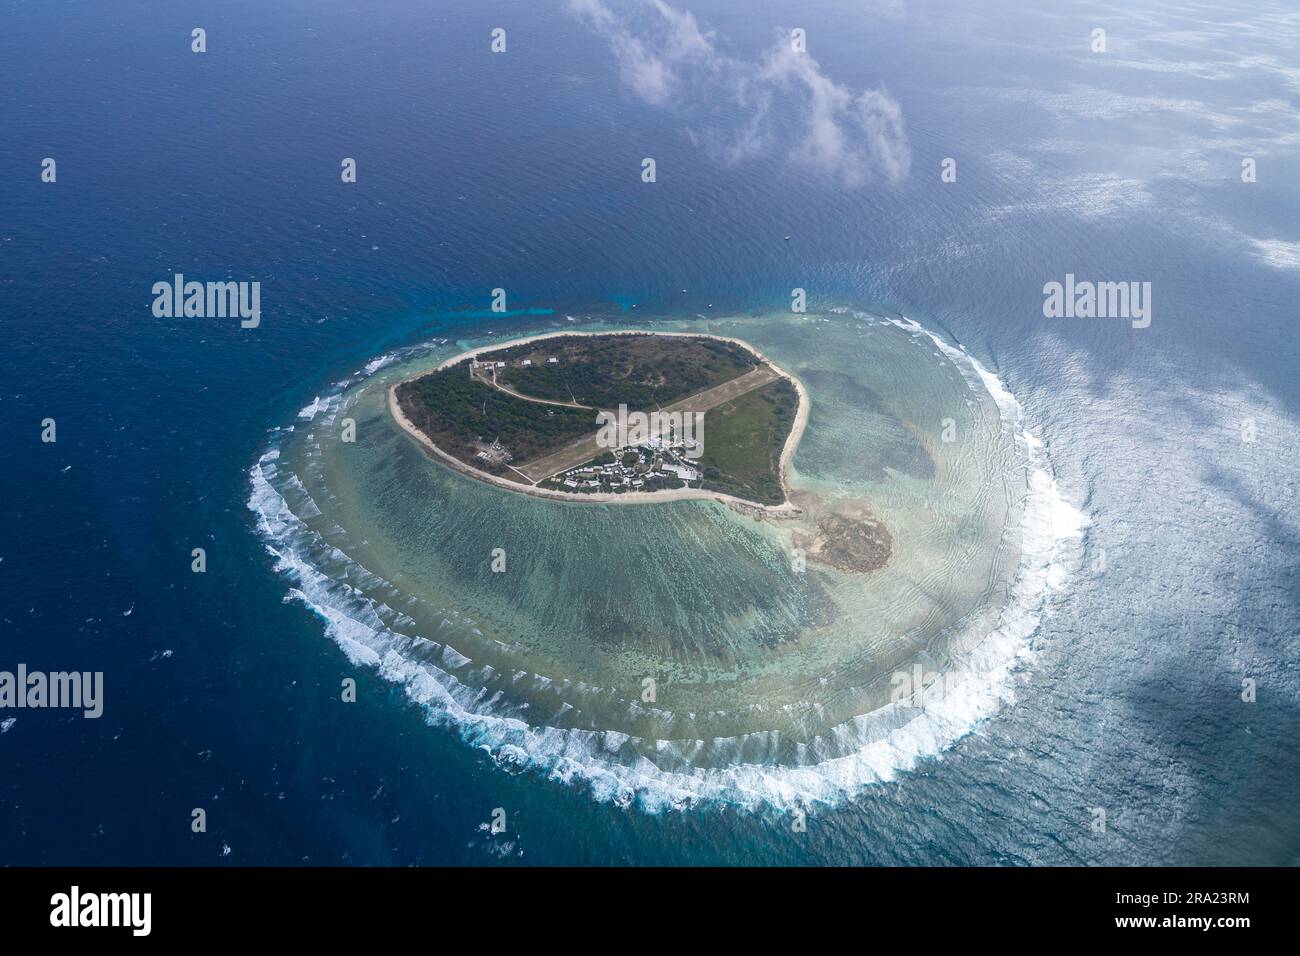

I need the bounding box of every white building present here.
[663,463,699,481]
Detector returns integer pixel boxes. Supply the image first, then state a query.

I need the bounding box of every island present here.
[388,331,809,513]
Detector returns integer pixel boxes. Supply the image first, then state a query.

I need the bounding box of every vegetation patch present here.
[693,379,799,505]
[495,334,756,408]
[395,363,595,475]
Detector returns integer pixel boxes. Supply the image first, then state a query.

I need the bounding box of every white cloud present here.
[565,0,713,105]
[760,37,910,187]
[565,0,910,187]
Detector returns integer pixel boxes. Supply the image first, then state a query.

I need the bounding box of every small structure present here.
[547,356,558,364]
[521,359,532,367]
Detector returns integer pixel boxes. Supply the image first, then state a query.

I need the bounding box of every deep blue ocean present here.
[2,0,1298,864]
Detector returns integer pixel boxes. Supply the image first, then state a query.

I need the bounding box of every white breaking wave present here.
[248,324,1089,813]
[363,354,399,375]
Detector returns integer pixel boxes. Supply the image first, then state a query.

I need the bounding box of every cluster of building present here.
[552,434,702,492]
[474,437,512,465]
[468,354,559,375]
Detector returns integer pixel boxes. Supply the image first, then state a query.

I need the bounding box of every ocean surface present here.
[2,0,1298,864]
